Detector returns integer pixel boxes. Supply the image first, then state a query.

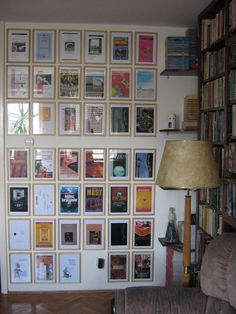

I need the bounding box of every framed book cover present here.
[59,30,81,63]
[135,104,156,136]
[59,253,81,283]
[10,253,32,283]
[132,251,153,281]
[109,184,130,214]
[59,219,80,250]
[133,219,154,249]
[59,184,80,215]
[35,253,55,283]
[58,148,80,180]
[84,31,106,63]
[134,185,154,215]
[84,67,106,99]
[110,68,131,100]
[135,69,157,101]
[84,184,105,215]
[109,149,130,181]
[7,29,30,63]
[8,148,29,180]
[59,103,81,135]
[84,148,105,180]
[109,103,131,136]
[34,219,55,250]
[9,219,31,250]
[33,148,55,180]
[59,67,80,99]
[135,33,157,65]
[108,219,130,250]
[83,219,105,250]
[108,252,129,282]
[33,184,55,216]
[7,102,29,135]
[32,102,55,135]
[33,30,55,63]
[8,184,30,216]
[33,66,55,99]
[7,66,29,99]
[84,103,106,135]
[110,32,132,64]
[134,149,155,181]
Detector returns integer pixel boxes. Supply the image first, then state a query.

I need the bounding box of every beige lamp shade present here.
[156,140,220,190]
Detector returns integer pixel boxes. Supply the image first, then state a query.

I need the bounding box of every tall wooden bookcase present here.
[197,0,236,263]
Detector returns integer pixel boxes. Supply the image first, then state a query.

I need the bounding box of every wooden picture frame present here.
[134,104,156,136]
[133,184,154,215]
[59,184,80,215]
[59,103,81,135]
[84,184,105,215]
[84,67,106,99]
[108,184,130,215]
[9,219,31,250]
[34,219,55,250]
[135,32,157,65]
[110,68,132,100]
[109,103,131,136]
[33,184,55,216]
[133,149,156,181]
[83,219,105,250]
[108,252,129,282]
[135,69,157,101]
[84,31,107,63]
[32,102,55,135]
[10,253,32,283]
[59,253,81,283]
[7,29,30,63]
[133,218,154,249]
[58,66,80,99]
[59,219,80,250]
[7,66,29,99]
[109,149,130,181]
[8,148,29,180]
[132,251,153,281]
[33,30,55,63]
[33,66,55,99]
[108,219,130,250]
[58,148,81,180]
[35,253,55,283]
[84,148,106,180]
[33,148,55,180]
[84,103,106,135]
[59,30,81,63]
[110,31,132,64]
[8,184,30,216]
[7,102,29,135]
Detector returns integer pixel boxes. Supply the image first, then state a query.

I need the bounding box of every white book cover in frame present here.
[59,30,81,63]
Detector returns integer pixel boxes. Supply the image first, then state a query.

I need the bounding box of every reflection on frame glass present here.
[59,30,81,63]
[10,253,32,283]
[109,184,130,215]
[134,185,154,215]
[59,184,80,215]
[35,253,55,283]
[7,66,29,99]
[135,104,156,136]
[8,148,29,180]
[133,219,154,249]
[59,67,80,99]
[33,184,55,216]
[59,253,81,283]
[7,102,29,135]
[33,148,55,180]
[83,219,105,250]
[84,103,106,135]
[59,103,81,135]
[132,251,153,281]
[58,148,80,180]
[59,219,80,250]
[135,32,157,65]
[9,219,31,250]
[108,219,129,250]
[110,32,132,64]
[84,184,105,215]
[9,184,30,216]
[34,219,55,250]
[108,252,129,282]
[134,149,155,181]
[135,69,156,101]
[84,31,106,63]
[32,102,55,135]
[109,149,130,181]
[33,30,55,63]
[84,67,106,99]
[110,68,131,100]
[7,29,30,62]
[84,148,105,180]
[110,103,131,136]
[33,66,55,99]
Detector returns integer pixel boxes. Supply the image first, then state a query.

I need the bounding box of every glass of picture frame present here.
[108,219,130,250]
[33,66,55,99]
[110,31,132,64]
[135,32,157,65]
[8,184,30,216]
[59,103,81,135]
[132,251,153,282]
[133,184,154,215]
[108,252,129,282]
[83,219,105,250]
[33,30,55,63]
[32,102,55,135]
[7,102,29,135]
[7,66,29,99]
[33,184,55,216]
[33,148,55,180]
[8,148,29,180]
[59,184,80,215]
[109,149,130,181]
[34,219,55,250]
[110,68,132,100]
[84,103,106,135]
[133,149,156,181]
[84,31,107,63]
[59,30,81,63]
[84,67,106,99]
[10,253,32,283]
[132,218,154,249]
[59,253,81,283]
[58,66,80,99]
[134,104,156,136]
[109,103,131,136]
[135,69,157,101]
[9,219,31,250]
[58,148,81,180]
[7,29,30,63]
[84,148,106,180]
[108,184,130,215]
[59,219,80,250]
[84,184,105,215]
[35,253,55,283]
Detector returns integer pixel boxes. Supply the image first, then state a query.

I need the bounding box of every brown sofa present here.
[113,232,236,314]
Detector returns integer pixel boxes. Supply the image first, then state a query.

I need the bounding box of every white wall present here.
[1,22,197,292]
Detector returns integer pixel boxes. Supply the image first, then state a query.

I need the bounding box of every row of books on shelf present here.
[202,47,225,80]
[226,181,236,218]
[229,69,236,100]
[198,204,219,237]
[229,0,236,31]
[225,143,236,173]
[199,186,222,210]
[200,8,225,50]
[229,35,236,64]
[201,77,225,109]
[195,229,213,265]
[200,110,224,144]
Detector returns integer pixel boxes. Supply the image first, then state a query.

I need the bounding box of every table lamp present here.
[156,140,220,286]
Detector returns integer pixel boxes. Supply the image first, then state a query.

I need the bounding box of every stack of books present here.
[182,95,198,130]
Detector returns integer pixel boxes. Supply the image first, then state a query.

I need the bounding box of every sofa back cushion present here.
[200,233,236,310]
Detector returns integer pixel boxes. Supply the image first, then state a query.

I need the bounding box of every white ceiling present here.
[1,0,212,27]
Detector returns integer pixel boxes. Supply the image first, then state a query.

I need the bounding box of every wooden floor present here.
[0,290,115,314]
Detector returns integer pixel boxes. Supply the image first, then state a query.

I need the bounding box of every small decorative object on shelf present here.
[165,207,179,244]
[168,114,176,129]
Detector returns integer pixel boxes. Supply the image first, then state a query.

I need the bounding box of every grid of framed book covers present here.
[5,28,158,286]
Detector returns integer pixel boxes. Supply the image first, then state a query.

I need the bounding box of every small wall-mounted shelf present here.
[158,237,183,252]
[160,69,198,77]
[159,128,197,134]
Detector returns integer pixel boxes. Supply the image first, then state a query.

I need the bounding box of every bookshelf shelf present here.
[160,69,198,77]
